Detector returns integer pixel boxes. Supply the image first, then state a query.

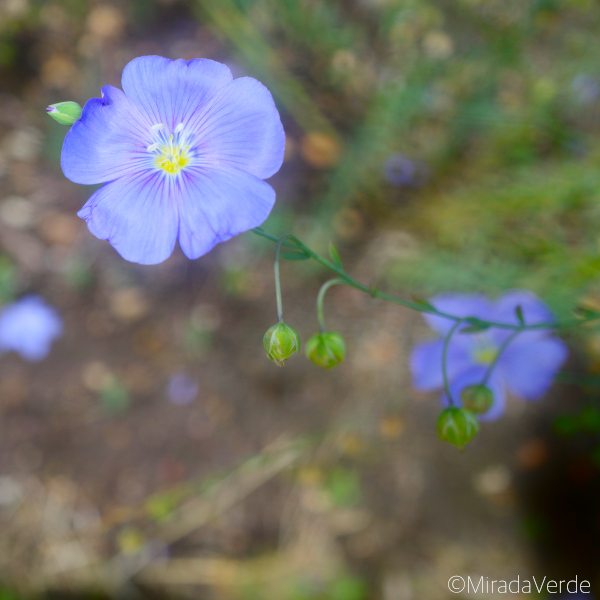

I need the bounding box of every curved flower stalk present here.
[57,56,285,265]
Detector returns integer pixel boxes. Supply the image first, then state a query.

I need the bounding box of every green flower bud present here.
[305,331,346,369]
[437,407,480,448]
[461,384,494,415]
[46,101,82,126]
[263,322,301,366]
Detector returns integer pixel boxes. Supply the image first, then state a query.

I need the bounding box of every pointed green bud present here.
[437,407,480,448]
[305,331,345,369]
[46,101,82,126]
[461,384,494,415]
[263,322,301,366]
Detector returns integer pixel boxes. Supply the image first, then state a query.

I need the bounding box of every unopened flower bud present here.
[461,384,494,414]
[306,331,346,369]
[437,407,480,448]
[46,101,82,126]
[263,322,300,366]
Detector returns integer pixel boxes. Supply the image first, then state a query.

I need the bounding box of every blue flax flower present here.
[410,291,568,420]
[61,56,285,265]
[0,296,63,362]
[166,373,198,406]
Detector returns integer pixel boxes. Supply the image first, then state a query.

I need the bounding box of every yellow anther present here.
[148,125,190,174]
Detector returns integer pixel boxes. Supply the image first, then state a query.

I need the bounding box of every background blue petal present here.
[424,293,494,336]
[492,289,555,326]
[410,338,472,391]
[0,295,63,362]
[497,336,568,400]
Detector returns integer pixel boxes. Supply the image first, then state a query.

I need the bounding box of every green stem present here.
[316,278,346,333]
[442,319,465,406]
[482,328,523,385]
[274,234,294,322]
[251,228,599,332]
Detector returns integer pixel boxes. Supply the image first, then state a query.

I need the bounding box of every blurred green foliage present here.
[289,575,369,600]
[0,258,16,304]
[326,466,363,507]
[99,376,130,415]
[554,403,600,436]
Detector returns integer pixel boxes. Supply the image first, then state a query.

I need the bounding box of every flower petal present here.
[492,290,555,326]
[121,56,233,130]
[61,86,153,185]
[424,294,494,336]
[441,366,506,422]
[496,336,568,400]
[410,339,472,391]
[177,166,276,259]
[0,296,63,362]
[77,171,179,265]
[188,77,285,180]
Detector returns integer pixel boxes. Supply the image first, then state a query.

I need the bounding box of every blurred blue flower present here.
[166,373,198,406]
[0,295,63,362]
[410,291,568,421]
[571,74,600,105]
[61,56,285,265]
[383,154,428,187]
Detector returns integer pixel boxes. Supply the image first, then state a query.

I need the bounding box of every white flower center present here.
[146,123,191,174]
[471,335,498,365]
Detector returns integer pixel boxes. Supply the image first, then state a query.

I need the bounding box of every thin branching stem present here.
[482,328,524,385]
[251,227,599,332]
[442,319,465,406]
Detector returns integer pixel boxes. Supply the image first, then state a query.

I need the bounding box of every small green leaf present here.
[460,325,490,333]
[280,251,310,261]
[411,297,436,311]
[329,242,343,269]
[460,318,491,333]
[515,305,525,326]
[575,306,600,320]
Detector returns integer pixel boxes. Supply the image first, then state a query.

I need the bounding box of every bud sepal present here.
[461,384,494,415]
[46,101,83,126]
[306,331,346,369]
[263,322,301,366]
[437,407,480,448]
